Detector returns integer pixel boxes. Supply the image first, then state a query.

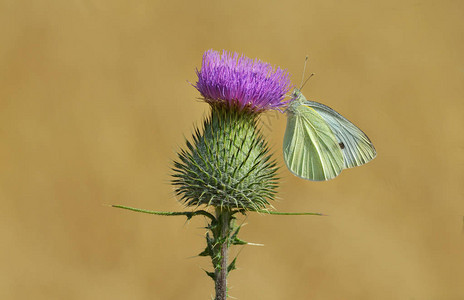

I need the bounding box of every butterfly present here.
[283,59,376,181]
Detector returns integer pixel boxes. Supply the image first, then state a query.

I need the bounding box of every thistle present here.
[113,50,322,300]
[173,49,291,211]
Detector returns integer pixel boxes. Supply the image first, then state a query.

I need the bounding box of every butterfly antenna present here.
[299,56,309,88]
[300,73,315,91]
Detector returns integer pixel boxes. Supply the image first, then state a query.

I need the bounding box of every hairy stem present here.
[214,208,232,300]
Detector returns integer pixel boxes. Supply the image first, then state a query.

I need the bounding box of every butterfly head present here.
[290,88,307,103]
[285,88,307,114]
[291,88,301,98]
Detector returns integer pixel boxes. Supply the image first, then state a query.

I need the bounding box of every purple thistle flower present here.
[194,49,292,112]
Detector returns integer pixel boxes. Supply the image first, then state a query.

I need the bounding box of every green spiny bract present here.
[172,105,278,211]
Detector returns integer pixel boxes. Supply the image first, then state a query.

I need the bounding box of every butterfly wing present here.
[283,104,344,181]
[306,100,376,169]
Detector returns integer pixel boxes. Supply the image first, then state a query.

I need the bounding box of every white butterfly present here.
[283,60,376,181]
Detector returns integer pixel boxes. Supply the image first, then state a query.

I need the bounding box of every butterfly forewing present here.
[283,104,344,181]
[306,101,376,169]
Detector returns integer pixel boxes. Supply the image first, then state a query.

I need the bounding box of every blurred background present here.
[1,0,463,299]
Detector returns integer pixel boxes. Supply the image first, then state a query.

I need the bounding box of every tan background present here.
[1,0,463,299]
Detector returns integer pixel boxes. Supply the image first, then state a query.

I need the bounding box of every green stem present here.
[112,204,324,299]
[214,208,232,300]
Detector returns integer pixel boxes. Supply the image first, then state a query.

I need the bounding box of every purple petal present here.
[194,50,292,112]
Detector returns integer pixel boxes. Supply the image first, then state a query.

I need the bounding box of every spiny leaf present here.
[227,257,238,274]
[231,237,248,245]
[204,270,216,281]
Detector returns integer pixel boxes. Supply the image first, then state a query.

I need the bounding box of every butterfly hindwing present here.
[283,104,344,181]
[305,100,377,169]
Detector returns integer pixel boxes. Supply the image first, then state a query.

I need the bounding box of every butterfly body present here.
[283,88,376,181]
